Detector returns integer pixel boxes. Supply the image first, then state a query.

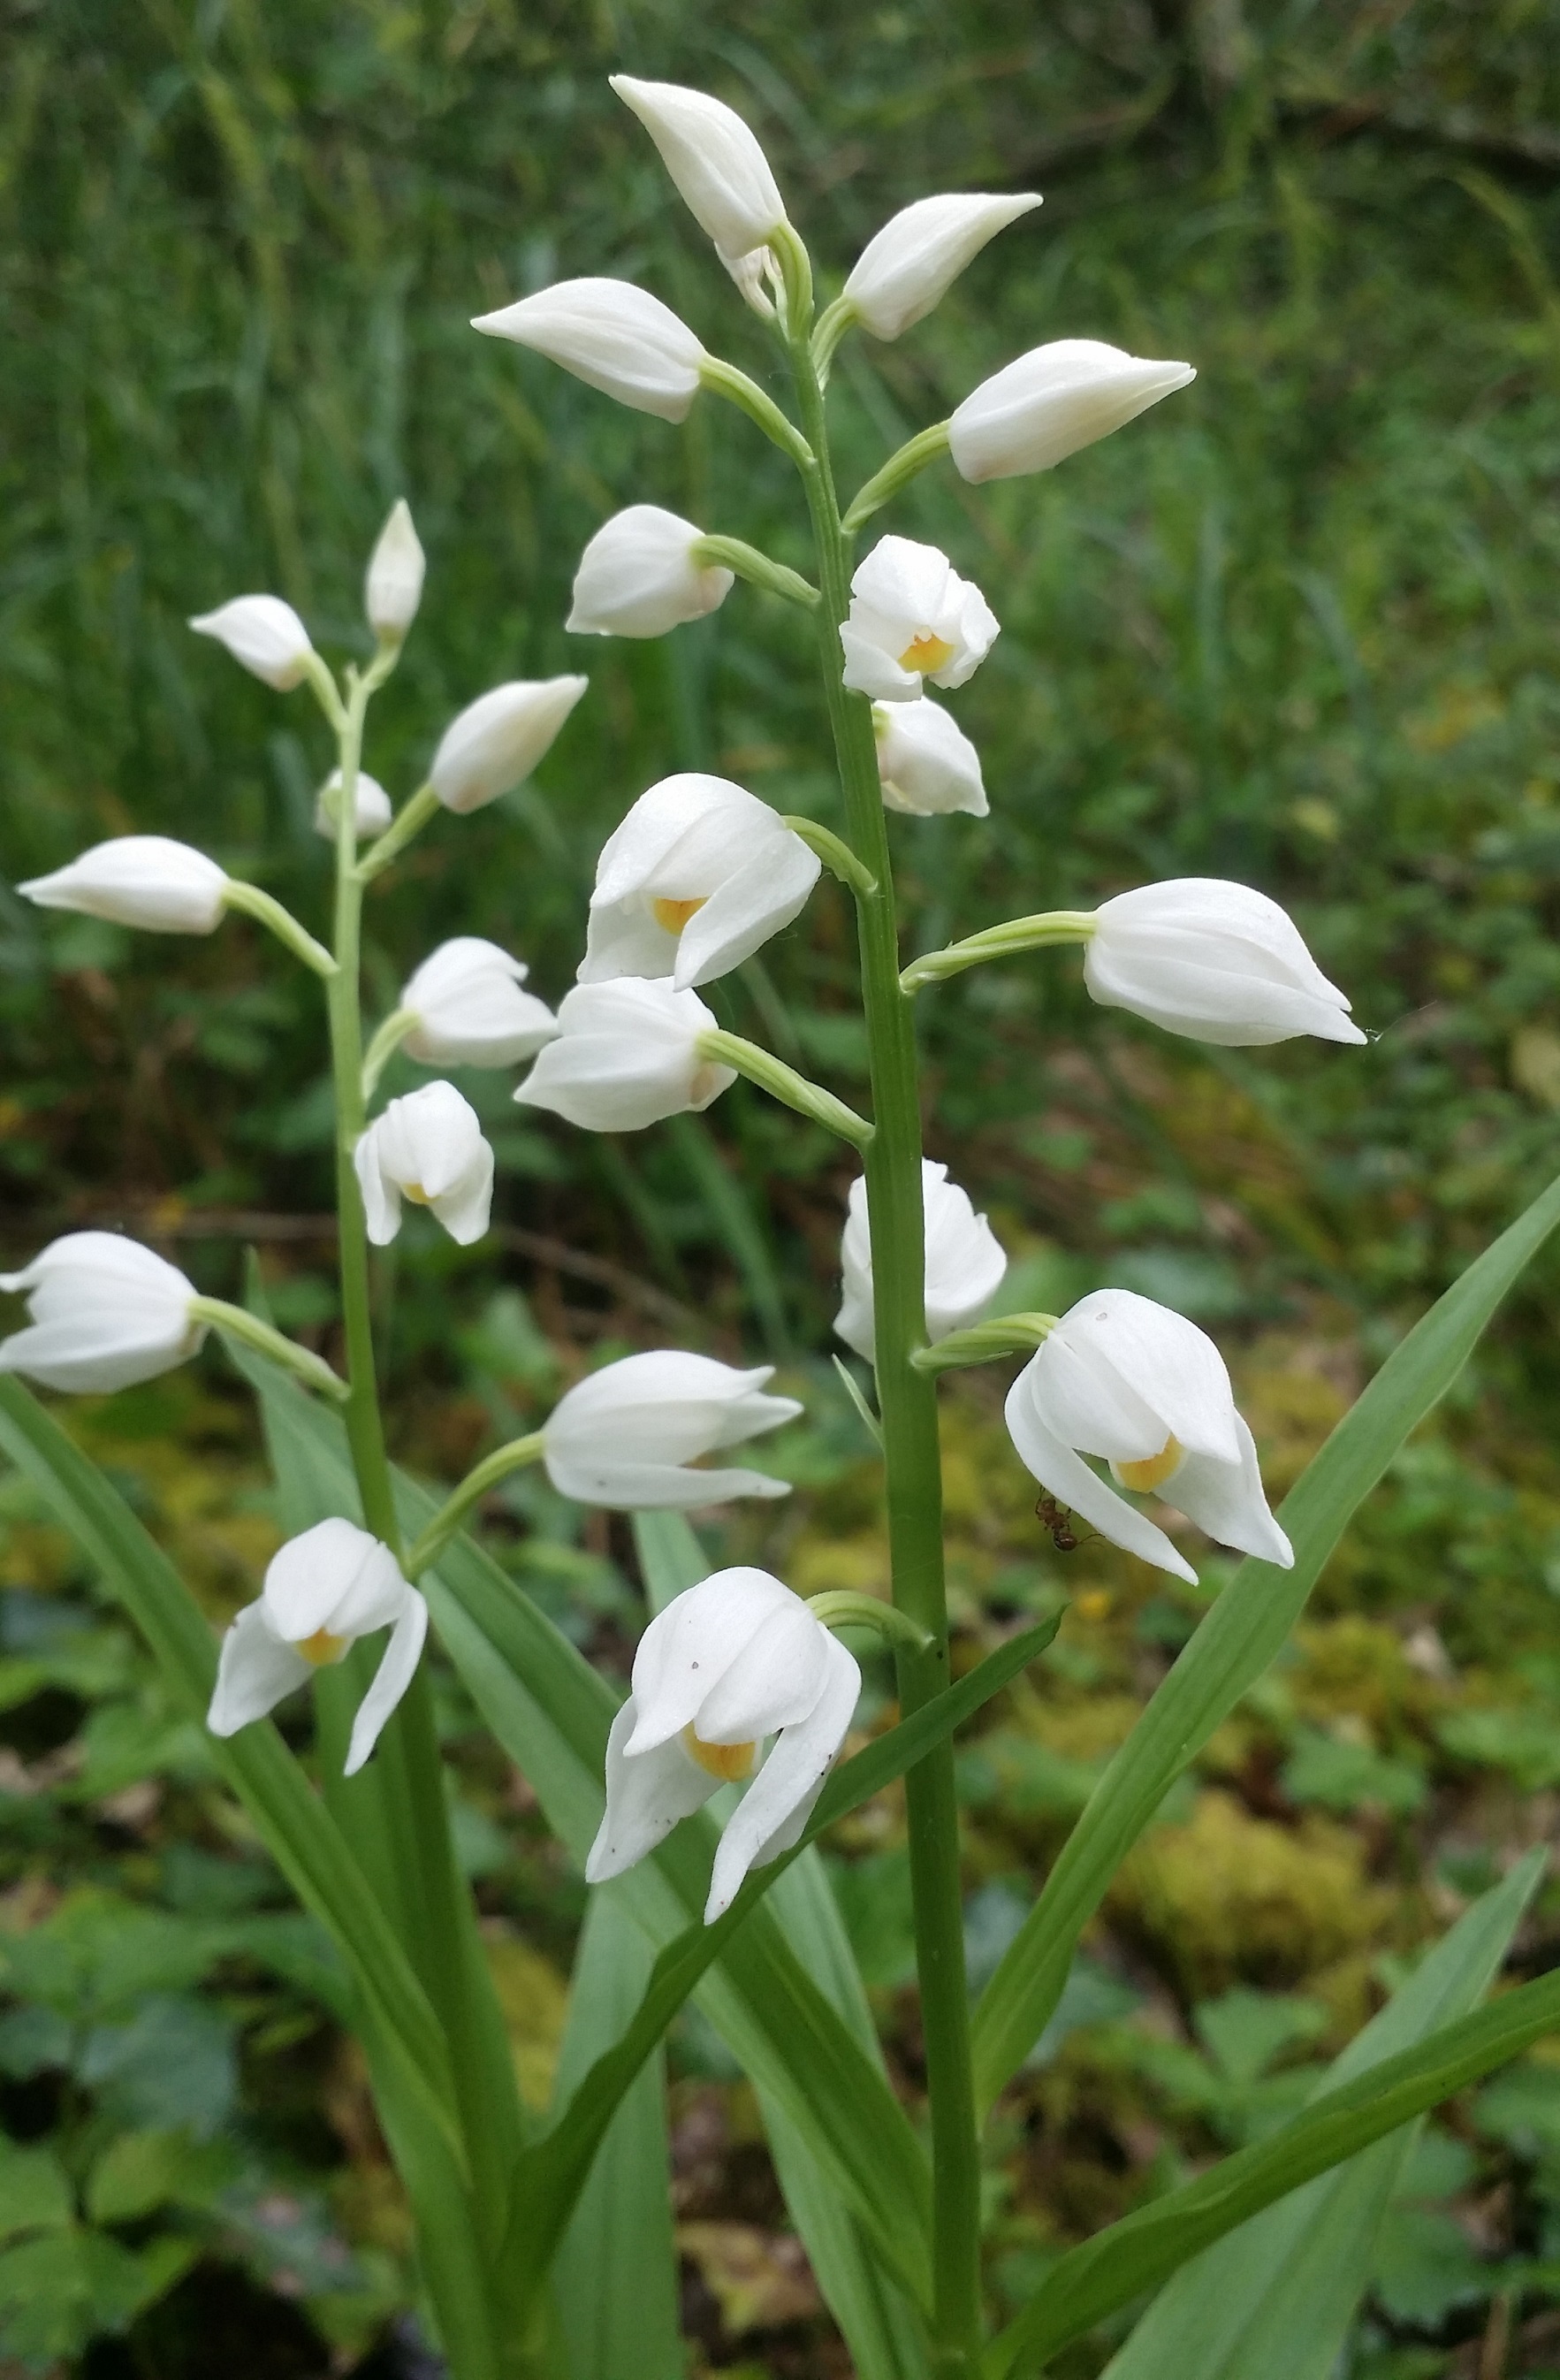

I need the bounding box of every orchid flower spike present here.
[567,506,734,639]
[1004,1287,1293,1583]
[514,980,734,1133]
[0,1233,205,1393]
[874,698,987,818]
[610,76,788,284]
[400,939,558,1069]
[543,1351,800,1510]
[842,192,1042,341]
[835,1160,1007,1362]
[841,537,999,703]
[578,774,820,990]
[430,677,589,814]
[948,338,1195,484]
[316,768,393,843]
[18,837,229,934]
[354,1082,495,1247]
[207,1518,428,1778]
[586,1567,861,1921]
[472,278,707,423]
[1083,879,1366,1047]
[188,595,316,690]
[364,500,426,642]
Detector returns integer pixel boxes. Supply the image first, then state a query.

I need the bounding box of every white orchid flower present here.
[586,1567,860,1921]
[400,939,558,1069]
[472,279,707,423]
[430,677,589,814]
[515,980,734,1133]
[315,768,393,843]
[1084,878,1366,1048]
[842,192,1042,341]
[354,1082,494,1247]
[840,536,999,703]
[544,1350,800,1510]
[1004,1287,1293,1583]
[188,595,316,690]
[610,76,788,270]
[0,1233,205,1393]
[578,774,820,991]
[567,506,734,639]
[948,338,1195,484]
[364,500,426,641]
[18,837,229,934]
[874,698,987,818]
[835,1160,1007,1362]
[207,1518,428,1778]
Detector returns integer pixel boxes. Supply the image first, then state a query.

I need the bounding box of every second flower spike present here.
[354,1082,495,1246]
[578,774,820,990]
[543,1350,800,1509]
[835,1160,1007,1362]
[841,536,999,703]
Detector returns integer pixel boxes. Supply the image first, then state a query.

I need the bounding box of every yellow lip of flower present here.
[651,894,708,936]
[682,1723,757,1781]
[1111,1433,1184,1494]
[297,1627,350,1668]
[898,631,956,675]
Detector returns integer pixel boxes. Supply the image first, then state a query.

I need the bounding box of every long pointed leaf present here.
[973,1166,1560,2108]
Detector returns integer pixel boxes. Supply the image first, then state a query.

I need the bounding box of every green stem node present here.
[696,1029,874,1149]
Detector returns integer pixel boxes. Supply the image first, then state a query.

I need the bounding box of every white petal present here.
[611,76,788,259]
[429,1140,494,1244]
[189,595,315,690]
[586,1699,719,1882]
[692,1598,830,1743]
[844,192,1043,341]
[315,770,394,843]
[671,830,820,988]
[1161,1414,1293,1568]
[841,622,921,701]
[208,1604,313,1736]
[1051,1289,1241,1465]
[472,279,706,423]
[354,1128,401,1247]
[364,500,426,639]
[344,1591,430,1775]
[430,678,589,814]
[1003,1383,1197,1584]
[948,339,1196,483]
[0,1232,201,1393]
[875,698,987,817]
[704,1633,861,1920]
[263,1517,402,1642]
[19,837,229,935]
[567,505,733,638]
[628,1568,795,1752]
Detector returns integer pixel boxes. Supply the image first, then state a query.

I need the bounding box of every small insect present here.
[1035,1494,1081,1552]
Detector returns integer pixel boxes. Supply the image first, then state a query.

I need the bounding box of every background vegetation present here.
[5,0,1560,2372]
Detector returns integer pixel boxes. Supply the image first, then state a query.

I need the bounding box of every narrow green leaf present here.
[973,1166,1560,2108]
[1100,1850,1546,2380]
[986,1946,1560,2378]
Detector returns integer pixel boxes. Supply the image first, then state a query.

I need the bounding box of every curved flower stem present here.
[912,1315,1060,1375]
[689,535,819,608]
[901,910,1097,995]
[698,355,816,471]
[841,422,953,536]
[361,1007,418,1102]
[402,1432,547,1582]
[782,813,878,898]
[355,782,441,887]
[221,881,338,979]
[785,318,985,2374]
[806,1590,932,1652]
[191,1299,350,1401]
[696,1028,874,1150]
[810,294,858,385]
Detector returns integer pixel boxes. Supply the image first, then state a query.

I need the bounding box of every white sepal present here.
[874,698,987,817]
[948,338,1195,484]
[472,279,706,423]
[1003,1286,1293,1582]
[834,1160,1007,1362]
[400,938,558,1068]
[188,595,316,690]
[430,677,588,814]
[578,774,820,990]
[0,1233,204,1393]
[543,1349,799,1510]
[364,500,426,640]
[514,980,734,1133]
[18,837,229,934]
[840,536,998,702]
[354,1081,494,1246]
[315,769,393,843]
[206,1517,427,1776]
[610,76,788,263]
[843,191,1042,340]
[567,506,734,639]
[1084,878,1366,1048]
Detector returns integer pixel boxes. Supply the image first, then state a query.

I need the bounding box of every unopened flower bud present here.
[364,500,425,641]
[948,339,1195,484]
[19,837,229,934]
[1084,879,1366,1048]
[567,507,734,639]
[873,698,987,818]
[610,75,788,264]
[843,192,1041,341]
[543,1351,799,1511]
[514,979,734,1133]
[430,677,588,815]
[0,1233,204,1393]
[315,769,393,843]
[400,938,557,1068]
[188,595,315,690]
[473,279,706,423]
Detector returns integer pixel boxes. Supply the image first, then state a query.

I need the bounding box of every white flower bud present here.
[843,192,1042,341]
[1004,1289,1292,1582]
[543,1350,800,1511]
[834,1161,1006,1362]
[514,979,734,1133]
[873,698,987,817]
[578,774,820,991]
[1084,879,1366,1048]
[314,769,393,843]
[364,499,425,641]
[567,506,734,639]
[948,339,1195,484]
[610,75,788,263]
[354,1081,494,1247]
[188,595,316,690]
[207,1518,427,1777]
[429,677,588,815]
[472,278,706,423]
[840,536,999,703]
[400,938,558,1068]
[18,837,229,934]
[0,1233,204,1393]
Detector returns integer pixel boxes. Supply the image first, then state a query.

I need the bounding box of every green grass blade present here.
[972,1166,1560,2109]
[1099,1849,1546,2380]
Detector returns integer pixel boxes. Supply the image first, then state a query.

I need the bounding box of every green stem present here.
[806,1590,932,1652]
[912,1315,1060,1375]
[191,1300,350,1401]
[362,1007,418,1102]
[810,293,859,384]
[690,535,818,609]
[696,1028,874,1150]
[698,355,816,470]
[221,881,338,979]
[787,323,985,2374]
[782,813,879,897]
[355,781,441,887]
[841,422,953,536]
[901,910,1097,995]
[403,1432,547,1580]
